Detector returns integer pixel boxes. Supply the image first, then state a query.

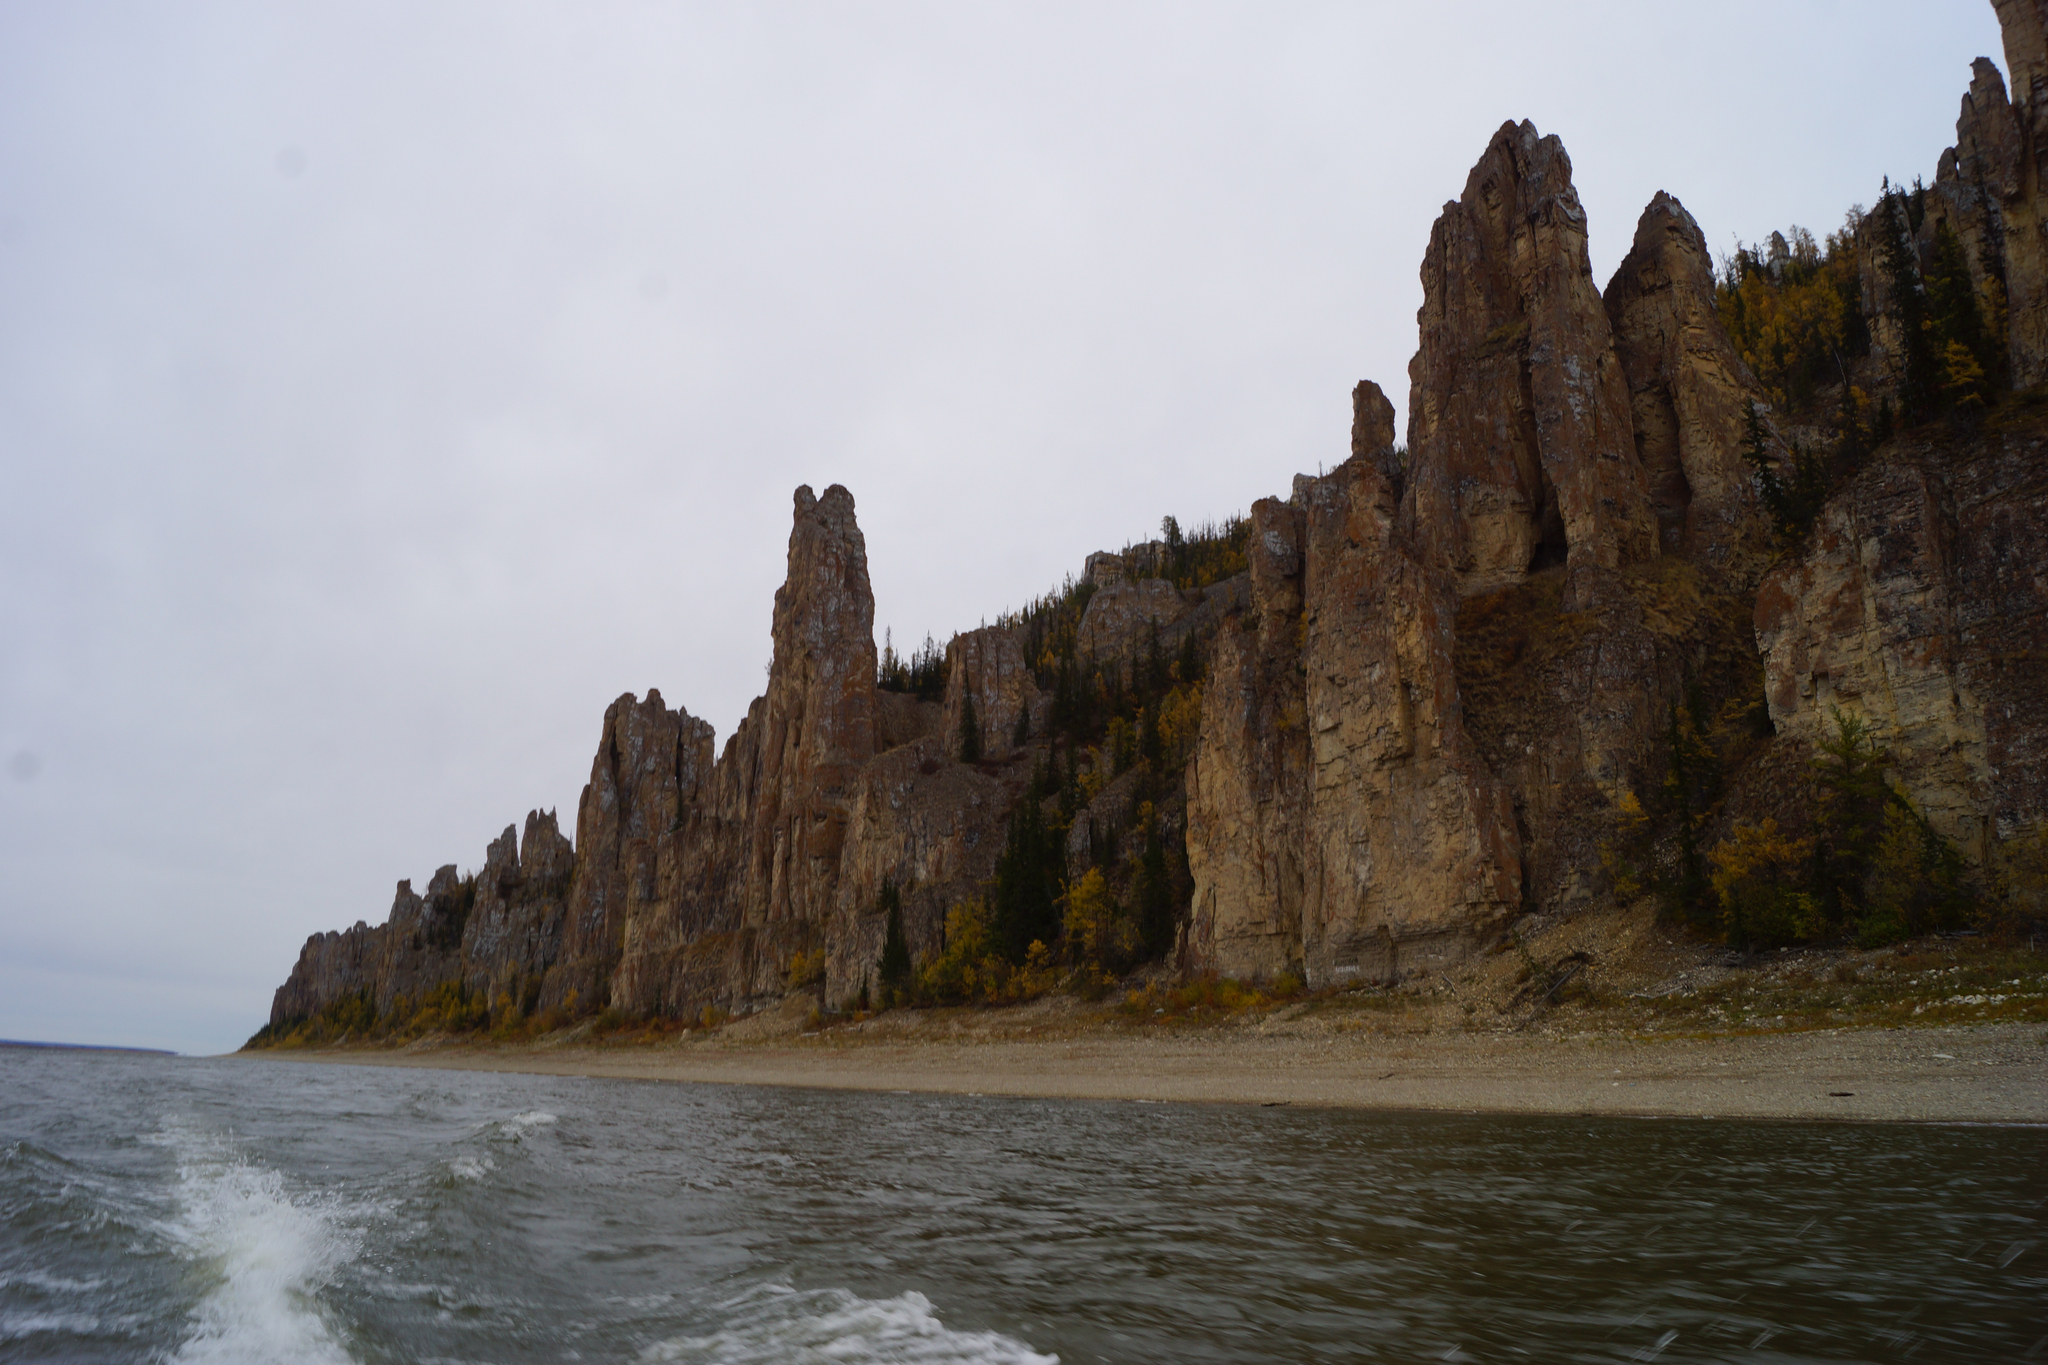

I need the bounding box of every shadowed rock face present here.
[1404,120,1656,598]
[1603,192,1773,577]
[1755,421,2048,859]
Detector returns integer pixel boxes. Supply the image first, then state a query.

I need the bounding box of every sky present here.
[0,1,2009,1054]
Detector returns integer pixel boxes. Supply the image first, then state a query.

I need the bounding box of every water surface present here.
[2,1047,2043,1362]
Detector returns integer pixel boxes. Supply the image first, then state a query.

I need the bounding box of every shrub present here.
[1709,819,1821,950]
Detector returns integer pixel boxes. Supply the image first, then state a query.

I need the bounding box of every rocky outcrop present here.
[1297,452,1522,982]
[1076,578,1192,663]
[1187,379,1522,985]
[461,809,574,999]
[1404,120,1656,597]
[942,626,1041,759]
[270,11,2048,1037]
[1183,498,1311,978]
[1755,417,2048,858]
[1603,192,1772,575]
[1912,9,2048,390]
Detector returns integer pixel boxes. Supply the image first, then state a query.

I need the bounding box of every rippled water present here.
[2,1047,2043,1363]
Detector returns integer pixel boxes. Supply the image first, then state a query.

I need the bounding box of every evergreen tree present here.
[991,796,1061,963]
[1877,185,1939,418]
[1138,702,1162,768]
[1134,802,1176,958]
[1012,704,1030,746]
[958,688,982,763]
[1661,703,1717,926]
[1811,709,1895,929]
[877,877,911,993]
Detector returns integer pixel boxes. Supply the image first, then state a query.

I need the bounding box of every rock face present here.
[1603,192,1772,575]
[1755,419,2048,858]
[272,484,1018,1028]
[271,16,2048,1034]
[1917,8,2048,389]
[1404,120,1656,597]
[1183,499,1311,977]
[942,626,1040,760]
[1186,379,1522,985]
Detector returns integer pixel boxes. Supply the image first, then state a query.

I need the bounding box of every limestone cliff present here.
[1603,192,1773,575]
[1404,120,1656,597]
[265,1,2048,1037]
[1755,414,2048,859]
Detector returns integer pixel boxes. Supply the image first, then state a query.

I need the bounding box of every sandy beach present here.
[245,1016,2048,1124]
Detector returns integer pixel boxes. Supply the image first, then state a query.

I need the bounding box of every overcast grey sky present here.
[0,1,2006,1054]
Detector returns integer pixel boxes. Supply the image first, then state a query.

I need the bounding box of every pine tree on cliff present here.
[1134,802,1175,959]
[958,687,982,763]
[1878,182,1938,418]
[877,878,911,993]
[992,796,1060,963]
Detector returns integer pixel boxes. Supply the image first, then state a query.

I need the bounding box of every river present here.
[2,1046,2042,1362]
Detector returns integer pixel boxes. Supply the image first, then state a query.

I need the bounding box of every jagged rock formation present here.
[1404,120,1657,598]
[268,2,2048,1034]
[1603,192,1772,574]
[1184,130,1773,982]
[271,814,571,1026]
[1187,380,1522,984]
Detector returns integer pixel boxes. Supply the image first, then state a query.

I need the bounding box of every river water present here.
[2,1047,2043,1363]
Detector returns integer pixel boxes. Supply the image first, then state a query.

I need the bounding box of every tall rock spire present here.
[1603,191,1772,576]
[1404,120,1655,595]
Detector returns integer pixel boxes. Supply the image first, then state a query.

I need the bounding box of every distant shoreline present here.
[239,1014,2048,1125]
[2,1039,177,1056]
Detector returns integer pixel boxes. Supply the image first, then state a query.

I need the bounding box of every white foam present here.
[0,1310,103,1341]
[642,1284,1057,1365]
[0,1270,106,1293]
[449,1154,495,1183]
[506,1111,557,1131]
[157,1128,357,1365]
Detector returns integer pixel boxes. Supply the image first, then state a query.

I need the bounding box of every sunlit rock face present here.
[1403,120,1655,599]
[1187,377,1520,987]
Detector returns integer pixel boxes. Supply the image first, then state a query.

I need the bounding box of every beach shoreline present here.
[238,1016,2048,1124]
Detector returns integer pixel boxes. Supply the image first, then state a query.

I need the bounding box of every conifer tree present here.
[1134,802,1175,958]
[958,687,982,763]
[1877,184,1938,417]
[877,877,911,993]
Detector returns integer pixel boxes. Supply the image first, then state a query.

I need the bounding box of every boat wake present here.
[642,1282,1058,1364]
[157,1125,359,1365]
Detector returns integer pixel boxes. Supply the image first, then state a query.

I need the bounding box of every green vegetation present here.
[1610,706,2043,953]
[877,877,911,999]
[877,629,947,698]
[1718,182,2014,546]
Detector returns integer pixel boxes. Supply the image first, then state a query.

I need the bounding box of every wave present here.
[0,1309,107,1341]
[156,1125,359,1365]
[642,1284,1057,1365]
